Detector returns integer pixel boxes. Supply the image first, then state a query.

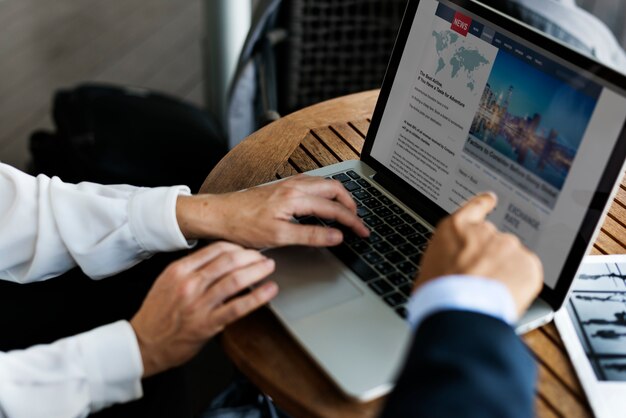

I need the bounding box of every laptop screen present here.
[364,0,626,298]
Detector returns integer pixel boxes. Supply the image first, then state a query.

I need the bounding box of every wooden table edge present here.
[199,90,379,194]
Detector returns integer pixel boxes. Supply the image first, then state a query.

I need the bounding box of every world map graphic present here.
[432,30,490,92]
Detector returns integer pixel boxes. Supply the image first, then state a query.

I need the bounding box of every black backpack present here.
[30,83,227,191]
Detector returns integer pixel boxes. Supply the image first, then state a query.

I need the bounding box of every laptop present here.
[263,0,626,401]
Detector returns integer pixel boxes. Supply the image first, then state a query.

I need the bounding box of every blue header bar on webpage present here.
[434,2,601,99]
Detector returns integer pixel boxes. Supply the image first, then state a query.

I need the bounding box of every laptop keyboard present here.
[297,170,432,321]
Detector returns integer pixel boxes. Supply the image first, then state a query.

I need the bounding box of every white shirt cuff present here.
[128,186,194,253]
[75,321,144,412]
[407,275,518,330]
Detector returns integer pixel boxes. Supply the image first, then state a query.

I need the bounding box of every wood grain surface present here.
[200,90,624,418]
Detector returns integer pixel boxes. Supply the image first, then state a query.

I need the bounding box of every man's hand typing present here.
[176,175,370,248]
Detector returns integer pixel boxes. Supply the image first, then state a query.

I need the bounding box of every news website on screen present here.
[372,0,626,287]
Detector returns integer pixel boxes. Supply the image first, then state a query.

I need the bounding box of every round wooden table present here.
[199,90,619,418]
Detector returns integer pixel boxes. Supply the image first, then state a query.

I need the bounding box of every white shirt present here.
[0,163,516,417]
[0,164,191,418]
[407,275,517,330]
[512,0,626,73]
[0,164,190,283]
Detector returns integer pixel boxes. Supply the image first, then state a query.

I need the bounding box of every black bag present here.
[30,83,227,191]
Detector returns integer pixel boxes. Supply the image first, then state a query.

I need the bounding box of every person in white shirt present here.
[0,162,542,418]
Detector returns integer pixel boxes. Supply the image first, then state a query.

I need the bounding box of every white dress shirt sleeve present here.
[0,163,193,283]
[407,275,518,330]
[0,164,194,417]
[0,321,143,418]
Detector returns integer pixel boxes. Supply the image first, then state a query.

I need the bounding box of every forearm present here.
[0,164,191,283]
[174,175,370,249]
[0,321,143,418]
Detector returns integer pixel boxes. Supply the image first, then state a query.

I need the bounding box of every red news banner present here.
[451,11,471,36]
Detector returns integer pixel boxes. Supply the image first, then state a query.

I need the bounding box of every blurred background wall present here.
[0,0,623,172]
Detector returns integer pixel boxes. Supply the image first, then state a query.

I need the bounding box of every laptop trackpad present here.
[265,246,363,321]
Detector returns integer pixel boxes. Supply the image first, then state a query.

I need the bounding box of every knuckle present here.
[331,179,344,190]
[230,302,248,319]
[449,214,464,232]
[477,227,495,243]
[335,200,351,213]
[229,271,248,290]
[196,268,210,283]
[177,281,195,299]
[218,310,236,326]
[482,221,497,234]
[222,251,240,266]
[167,262,186,278]
[224,251,241,264]
[307,226,323,244]
[500,233,520,249]
[252,287,268,303]
[282,187,300,200]
[272,227,290,245]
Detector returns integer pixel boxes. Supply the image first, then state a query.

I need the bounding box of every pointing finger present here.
[452,192,498,227]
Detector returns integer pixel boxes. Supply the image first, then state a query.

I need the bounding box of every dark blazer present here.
[381,311,537,418]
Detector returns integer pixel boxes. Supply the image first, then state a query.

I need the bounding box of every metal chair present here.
[226,0,626,148]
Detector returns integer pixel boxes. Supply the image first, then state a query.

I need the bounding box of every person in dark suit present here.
[382,311,536,418]
[381,192,542,418]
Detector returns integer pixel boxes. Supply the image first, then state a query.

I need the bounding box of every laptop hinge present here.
[372,171,401,197]
[372,171,446,228]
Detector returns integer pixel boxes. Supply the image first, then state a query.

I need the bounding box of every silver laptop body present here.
[265,0,626,401]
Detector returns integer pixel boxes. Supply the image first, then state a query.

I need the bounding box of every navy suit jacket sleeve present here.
[380,311,537,418]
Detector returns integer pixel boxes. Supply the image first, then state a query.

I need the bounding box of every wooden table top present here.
[200,90,626,418]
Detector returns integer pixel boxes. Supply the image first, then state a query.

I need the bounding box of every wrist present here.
[408,276,519,329]
[130,320,162,378]
[176,194,226,241]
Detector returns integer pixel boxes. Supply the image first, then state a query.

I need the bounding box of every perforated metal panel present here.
[276,0,409,114]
